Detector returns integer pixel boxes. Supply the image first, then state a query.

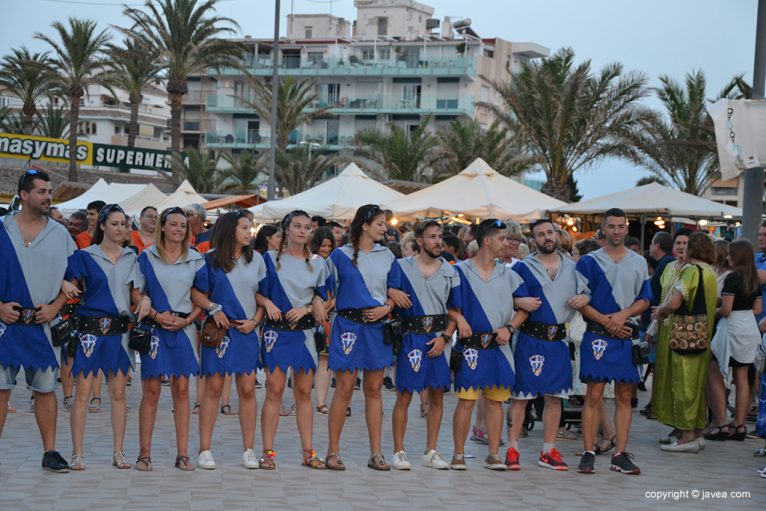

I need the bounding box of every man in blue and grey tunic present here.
[575,208,651,476]
[0,169,75,472]
[387,220,460,471]
[506,219,590,471]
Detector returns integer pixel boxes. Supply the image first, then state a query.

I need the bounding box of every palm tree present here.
[220,150,263,193]
[168,147,221,192]
[0,47,59,135]
[245,76,332,149]
[106,37,163,147]
[35,18,113,181]
[479,47,651,201]
[354,116,438,182]
[1,111,28,134]
[432,118,533,178]
[36,101,71,139]
[122,0,243,154]
[275,146,338,195]
[628,71,720,195]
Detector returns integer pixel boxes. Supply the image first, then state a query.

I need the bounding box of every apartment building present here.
[181,0,548,161]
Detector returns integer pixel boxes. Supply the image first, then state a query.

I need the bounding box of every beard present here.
[423,245,442,259]
[538,241,557,255]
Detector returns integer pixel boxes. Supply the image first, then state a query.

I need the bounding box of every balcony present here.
[206,93,261,113]
[311,95,473,116]
[211,56,476,79]
[206,130,269,149]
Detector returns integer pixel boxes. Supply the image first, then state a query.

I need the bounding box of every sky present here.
[0,0,760,199]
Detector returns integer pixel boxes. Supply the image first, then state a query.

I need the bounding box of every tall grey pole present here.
[268,0,281,200]
[742,0,766,242]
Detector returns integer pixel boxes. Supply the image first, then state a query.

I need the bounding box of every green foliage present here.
[169,147,222,193]
[35,102,70,139]
[275,145,339,196]
[219,150,264,194]
[0,47,59,135]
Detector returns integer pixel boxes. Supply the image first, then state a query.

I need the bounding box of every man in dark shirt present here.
[648,232,674,308]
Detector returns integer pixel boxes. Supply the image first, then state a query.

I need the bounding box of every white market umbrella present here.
[120,183,168,217]
[154,180,206,211]
[249,163,404,222]
[385,158,566,220]
[549,182,742,218]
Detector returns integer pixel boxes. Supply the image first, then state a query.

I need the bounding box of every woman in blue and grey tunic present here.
[135,207,207,472]
[258,210,332,469]
[191,211,266,470]
[66,204,150,471]
[325,204,403,471]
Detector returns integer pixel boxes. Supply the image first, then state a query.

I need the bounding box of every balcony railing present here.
[212,56,475,78]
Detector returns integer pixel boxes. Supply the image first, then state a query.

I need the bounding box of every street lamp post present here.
[268,0,281,201]
[300,140,321,159]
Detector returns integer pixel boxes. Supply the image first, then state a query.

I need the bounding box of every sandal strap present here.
[326,452,344,464]
[369,453,386,466]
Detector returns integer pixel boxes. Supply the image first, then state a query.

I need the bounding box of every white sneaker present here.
[697,437,705,450]
[196,450,216,469]
[391,450,411,470]
[422,450,449,470]
[241,449,259,469]
[660,440,700,453]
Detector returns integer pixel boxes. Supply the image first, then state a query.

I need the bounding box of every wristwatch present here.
[505,324,515,336]
[207,302,222,317]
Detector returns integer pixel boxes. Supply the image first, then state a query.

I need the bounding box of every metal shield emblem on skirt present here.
[422,316,434,333]
[546,325,559,340]
[80,333,97,358]
[591,338,607,360]
[480,334,493,349]
[216,335,230,359]
[408,349,423,372]
[99,317,112,335]
[463,348,479,370]
[0,322,5,338]
[149,333,160,360]
[341,332,356,355]
[529,354,545,376]
[263,330,278,353]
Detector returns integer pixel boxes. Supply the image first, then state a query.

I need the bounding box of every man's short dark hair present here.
[625,236,640,248]
[475,218,507,246]
[18,168,50,195]
[603,208,626,222]
[327,220,342,229]
[415,220,440,237]
[311,215,327,227]
[442,233,461,251]
[673,227,693,242]
[761,220,766,229]
[140,206,158,217]
[529,218,554,234]
[652,231,672,253]
[88,200,106,212]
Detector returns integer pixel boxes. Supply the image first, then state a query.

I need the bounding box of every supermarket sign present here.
[0,132,178,171]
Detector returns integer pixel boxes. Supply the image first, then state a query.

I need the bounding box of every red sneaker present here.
[504,447,521,470]
[539,448,568,471]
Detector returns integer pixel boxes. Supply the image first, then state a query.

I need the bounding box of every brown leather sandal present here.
[325,452,345,471]
[135,456,152,472]
[367,453,390,471]
[174,454,195,471]
[302,449,326,469]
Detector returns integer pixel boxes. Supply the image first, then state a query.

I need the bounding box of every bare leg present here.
[0,389,9,438]
[198,373,224,452]
[425,388,444,453]
[474,394,486,433]
[485,398,503,455]
[613,382,635,453]
[60,356,74,400]
[706,360,728,427]
[107,370,128,454]
[733,366,751,426]
[508,399,527,446]
[293,369,316,451]
[195,375,205,407]
[236,372,257,451]
[138,378,161,458]
[315,355,330,408]
[90,370,103,403]
[542,396,562,446]
[34,390,58,452]
[327,370,357,454]
[220,373,233,410]
[582,382,605,452]
[599,400,616,439]
[170,376,191,457]
[392,390,413,452]
[70,373,94,455]
[363,369,384,454]
[453,398,476,454]
[261,367,286,451]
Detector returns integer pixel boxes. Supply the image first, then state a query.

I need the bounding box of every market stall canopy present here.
[385,158,566,220]
[120,183,168,216]
[549,182,742,218]
[203,194,266,210]
[249,163,404,222]
[55,179,148,214]
[153,180,206,211]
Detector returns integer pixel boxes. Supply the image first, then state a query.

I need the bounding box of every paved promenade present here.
[0,371,764,510]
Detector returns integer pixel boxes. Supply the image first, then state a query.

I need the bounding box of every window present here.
[483,49,494,58]
[154,126,163,139]
[92,123,97,135]
[362,48,374,60]
[327,83,341,105]
[305,27,313,39]
[114,125,121,134]
[377,17,388,36]
[378,48,391,60]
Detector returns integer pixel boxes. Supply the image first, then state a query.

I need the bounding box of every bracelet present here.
[384,303,392,312]
[207,303,223,317]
